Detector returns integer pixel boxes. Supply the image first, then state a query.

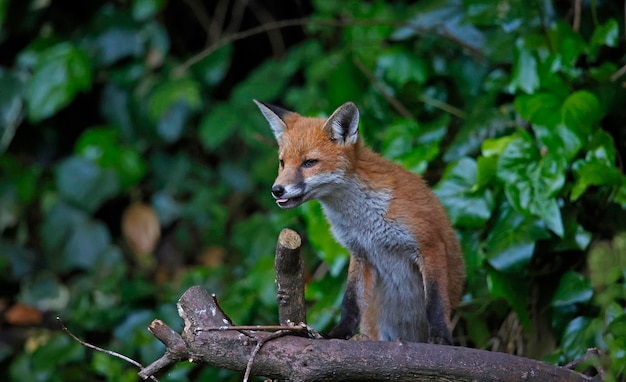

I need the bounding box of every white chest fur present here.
[319,177,428,341]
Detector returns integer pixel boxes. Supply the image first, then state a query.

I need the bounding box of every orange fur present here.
[255,100,465,343]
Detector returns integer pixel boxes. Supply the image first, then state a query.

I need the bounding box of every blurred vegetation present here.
[1,0,625,380]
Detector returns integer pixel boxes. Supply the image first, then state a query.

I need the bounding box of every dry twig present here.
[57,317,159,382]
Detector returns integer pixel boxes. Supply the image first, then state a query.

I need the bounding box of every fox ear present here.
[253,99,291,143]
[323,102,359,145]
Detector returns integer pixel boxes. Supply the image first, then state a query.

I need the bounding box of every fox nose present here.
[271,185,285,198]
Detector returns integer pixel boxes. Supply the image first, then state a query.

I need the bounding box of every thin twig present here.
[353,57,467,120]
[418,93,467,119]
[57,317,159,382]
[243,330,292,382]
[573,0,582,32]
[183,0,214,43]
[224,0,250,36]
[196,324,308,332]
[610,63,626,82]
[564,348,605,378]
[210,0,231,41]
[352,57,415,119]
[174,18,407,76]
[250,1,286,56]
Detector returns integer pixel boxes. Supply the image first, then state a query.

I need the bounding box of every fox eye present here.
[279,159,284,168]
[301,159,318,168]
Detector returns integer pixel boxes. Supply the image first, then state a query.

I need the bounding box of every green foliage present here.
[1,0,625,380]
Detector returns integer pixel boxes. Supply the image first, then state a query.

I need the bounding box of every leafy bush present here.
[1,0,624,380]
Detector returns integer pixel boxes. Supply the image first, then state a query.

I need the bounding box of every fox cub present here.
[254,100,465,344]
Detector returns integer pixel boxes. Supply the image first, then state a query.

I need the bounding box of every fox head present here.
[254,99,361,209]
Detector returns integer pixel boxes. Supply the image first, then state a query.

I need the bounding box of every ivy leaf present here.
[496,132,566,236]
[382,116,448,174]
[570,160,626,201]
[560,317,599,360]
[509,38,539,94]
[75,127,147,189]
[514,92,563,129]
[300,201,349,277]
[485,201,550,273]
[444,106,511,162]
[561,90,602,139]
[376,47,429,87]
[0,70,24,148]
[132,0,165,21]
[26,43,92,122]
[55,157,120,213]
[551,271,593,307]
[148,76,201,142]
[546,21,587,77]
[487,268,530,330]
[63,220,111,271]
[434,158,495,229]
[514,91,580,159]
[199,103,239,151]
[193,44,233,87]
[589,18,619,60]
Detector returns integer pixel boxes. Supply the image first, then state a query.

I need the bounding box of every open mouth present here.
[275,194,305,209]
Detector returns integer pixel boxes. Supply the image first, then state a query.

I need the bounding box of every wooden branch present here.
[274,228,306,326]
[137,231,593,381]
[138,284,592,381]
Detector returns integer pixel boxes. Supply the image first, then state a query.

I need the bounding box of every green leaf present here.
[301,200,349,276]
[231,41,320,105]
[509,38,539,94]
[63,220,112,271]
[132,0,164,21]
[586,130,617,166]
[515,91,585,161]
[444,106,511,162]
[26,43,92,122]
[393,0,485,53]
[199,103,239,151]
[514,92,563,129]
[31,334,85,371]
[475,155,498,189]
[0,70,24,151]
[551,271,593,307]
[589,18,619,60]
[382,116,448,174]
[561,90,602,139]
[496,132,566,236]
[193,44,233,86]
[481,135,516,158]
[588,233,626,290]
[547,21,587,75]
[376,47,429,87]
[84,15,144,67]
[147,76,200,142]
[55,157,120,212]
[571,160,626,201]
[487,268,530,330]
[560,316,598,360]
[458,229,485,290]
[434,158,495,229]
[485,201,550,273]
[19,272,70,311]
[148,77,201,118]
[75,127,146,189]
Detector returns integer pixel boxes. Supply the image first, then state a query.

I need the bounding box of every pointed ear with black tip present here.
[322,102,360,145]
[253,99,292,144]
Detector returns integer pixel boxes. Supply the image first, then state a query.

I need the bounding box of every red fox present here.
[254,100,465,344]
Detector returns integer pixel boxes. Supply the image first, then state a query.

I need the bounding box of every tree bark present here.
[274,228,306,326]
[138,230,594,381]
